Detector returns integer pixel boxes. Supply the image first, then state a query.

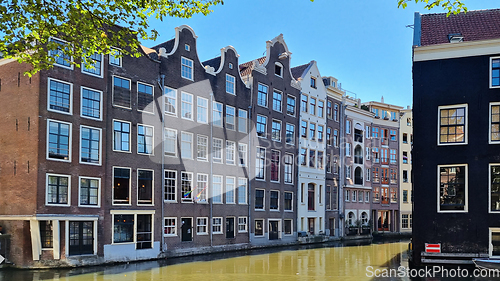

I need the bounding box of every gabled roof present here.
[202,56,221,69]
[290,62,310,80]
[420,9,500,46]
[239,56,266,76]
[151,38,176,53]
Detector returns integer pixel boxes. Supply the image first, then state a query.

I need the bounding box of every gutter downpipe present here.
[339,93,346,238]
[247,76,253,245]
[210,92,214,247]
[158,74,166,252]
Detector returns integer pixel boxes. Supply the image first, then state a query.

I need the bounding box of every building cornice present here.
[413,38,500,62]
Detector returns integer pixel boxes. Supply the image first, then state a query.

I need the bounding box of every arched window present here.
[354,145,363,164]
[355,167,363,185]
[361,212,368,225]
[348,212,355,226]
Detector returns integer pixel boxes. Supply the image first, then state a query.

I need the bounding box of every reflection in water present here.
[1,240,412,281]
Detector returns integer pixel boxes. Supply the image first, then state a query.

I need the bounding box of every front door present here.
[69,221,93,256]
[226,217,234,239]
[269,221,279,240]
[329,218,335,236]
[308,218,315,235]
[377,211,389,231]
[181,218,192,242]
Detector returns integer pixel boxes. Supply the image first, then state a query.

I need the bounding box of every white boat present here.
[473,258,500,270]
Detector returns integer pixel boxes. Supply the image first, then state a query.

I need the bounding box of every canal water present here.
[0,239,494,281]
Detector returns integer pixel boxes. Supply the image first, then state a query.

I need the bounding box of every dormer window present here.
[447,33,463,43]
[275,63,283,77]
[185,44,190,51]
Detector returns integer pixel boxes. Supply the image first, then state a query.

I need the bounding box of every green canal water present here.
[0,240,417,281]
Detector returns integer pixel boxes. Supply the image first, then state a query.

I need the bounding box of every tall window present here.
[491,165,500,212]
[213,101,223,127]
[327,101,332,119]
[346,143,351,157]
[372,127,379,138]
[80,177,99,206]
[113,120,130,152]
[366,147,371,160]
[284,192,293,211]
[301,120,307,138]
[284,154,293,184]
[40,221,53,248]
[308,183,315,211]
[255,189,264,210]
[113,167,130,204]
[390,168,397,184]
[286,123,295,145]
[238,109,247,133]
[287,95,296,116]
[256,147,265,180]
[390,129,397,141]
[270,191,279,210]
[137,82,153,113]
[309,97,316,115]
[309,123,316,140]
[365,125,370,138]
[164,87,177,116]
[197,135,208,161]
[226,105,235,130]
[271,150,280,182]
[318,151,324,170]
[226,140,236,165]
[164,128,177,157]
[238,143,247,166]
[48,78,72,113]
[318,125,324,142]
[181,92,193,120]
[112,76,131,108]
[238,178,247,204]
[334,129,338,147]
[181,132,193,159]
[257,84,268,107]
[47,120,71,161]
[82,53,103,76]
[271,120,282,141]
[402,214,409,229]
[181,172,193,202]
[47,174,69,205]
[137,125,153,155]
[373,147,379,163]
[138,170,153,205]
[346,120,351,134]
[197,97,208,123]
[136,214,152,249]
[164,170,176,201]
[301,94,308,112]
[439,105,467,144]
[226,177,235,204]
[181,57,193,80]
[212,175,222,203]
[226,74,235,95]
[196,173,208,203]
[390,149,397,164]
[212,138,223,163]
[334,104,339,121]
[81,87,101,119]
[326,127,332,146]
[256,115,267,137]
[272,90,282,112]
[212,217,222,234]
[113,215,134,243]
[439,165,467,212]
[491,103,500,143]
[309,149,316,168]
[80,126,101,164]
[318,100,324,118]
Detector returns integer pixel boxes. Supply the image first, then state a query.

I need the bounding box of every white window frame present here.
[490,102,500,144]
[238,109,248,133]
[181,92,194,121]
[256,115,267,138]
[197,135,208,161]
[284,219,293,236]
[112,75,132,109]
[437,104,468,146]
[46,173,71,207]
[197,97,208,124]
[346,120,351,134]
[164,128,177,157]
[181,56,194,81]
[80,86,103,121]
[196,173,208,203]
[181,172,194,203]
[489,163,500,213]
[255,188,265,210]
[271,119,282,142]
[112,119,131,153]
[226,140,236,165]
[109,48,122,67]
[274,62,283,77]
[81,53,103,78]
[238,178,248,205]
[226,74,235,95]
[270,190,280,211]
[226,176,236,204]
[196,217,208,235]
[164,170,177,203]
[284,153,294,185]
[489,228,500,257]
[78,176,101,208]
[257,83,268,108]
[346,143,351,157]
[137,124,154,156]
[212,175,223,204]
[254,219,265,237]
[284,191,293,212]
[164,217,177,236]
[366,168,371,182]
[256,147,266,181]
[286,123,295,145]
[272,89,283,113]
[365,147,371,160]
[49,37,74,69]
[365,191,370,202]
[437,164,468,213]
[238,143,247,167]
[112,166,132,206]
[213,101,223,127]
[46,119,72,163]
[213,138,223,164]
[180,131,193,159]
[79,125,102,166]
[226,105,236,130]
[137,81,155,114]
[212,217,223,234]
[164,87,177,117]
[47,77,73,115]
[110,211,155,249]
[490,56,500,89]
[238,217,248,233]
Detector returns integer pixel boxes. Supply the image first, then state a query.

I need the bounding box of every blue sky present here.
[143,0,500,108]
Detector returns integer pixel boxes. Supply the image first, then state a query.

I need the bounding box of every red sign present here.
[425,243,441,253]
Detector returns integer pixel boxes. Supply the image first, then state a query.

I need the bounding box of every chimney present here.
[381,96,384,103]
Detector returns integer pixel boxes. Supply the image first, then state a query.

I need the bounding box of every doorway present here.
[377,211,389,231]
[329,218,335,236]
[308,218,315,235]
[181,218,192,242]
[69,221,93,256]
[269,220,279,240]
[226,217,234,239]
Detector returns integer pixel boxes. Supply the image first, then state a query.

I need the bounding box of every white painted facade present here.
[296,61,327,235]
[399,108,412,232]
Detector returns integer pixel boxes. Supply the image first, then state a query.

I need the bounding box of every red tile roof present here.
[239,57,266,76]
[421,9,500,46]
